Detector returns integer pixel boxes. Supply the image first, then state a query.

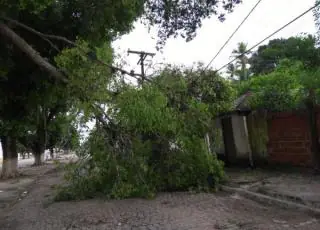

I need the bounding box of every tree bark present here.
[0,22,67,82]
[32,105,48,166]
[32,143,45,166]
[50,148,54,159]
[1,136,19,178]
[33,152,42,166]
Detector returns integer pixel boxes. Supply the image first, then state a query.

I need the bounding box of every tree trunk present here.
[33,143,45,166]
[34,152,42,166]
[240,58,247,81]
[306,89,320,173]
[33,109,47,166]
[1,136,19,178]
[50,148,54,159]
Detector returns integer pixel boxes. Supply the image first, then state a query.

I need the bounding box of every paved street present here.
[0,167,319,230]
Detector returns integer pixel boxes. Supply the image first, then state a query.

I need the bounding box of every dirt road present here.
[0,166,319,230]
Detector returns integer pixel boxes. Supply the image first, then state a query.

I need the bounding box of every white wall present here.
[231,115,251,158]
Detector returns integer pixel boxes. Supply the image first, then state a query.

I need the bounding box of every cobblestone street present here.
[0,168,319,230]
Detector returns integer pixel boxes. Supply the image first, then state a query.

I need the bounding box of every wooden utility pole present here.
[127,49,155,84]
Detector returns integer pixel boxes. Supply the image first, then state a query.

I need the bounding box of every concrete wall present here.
[231,115,251,159]
[213,115,251,163]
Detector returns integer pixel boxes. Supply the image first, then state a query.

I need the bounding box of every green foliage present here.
[237,59,320,111]
[55,130,156,200]
[0,0,54,14]
[114,85,177,134]
[2,0,242,47]
[249,35,320,75]
[1,0,242,189]
[47,114,80,151]
[56,67,232,201]
[55,40,113,105]
[0,0,146,157]
[238,60,305,111]
[144,0,242,48]
[159,137,225,192]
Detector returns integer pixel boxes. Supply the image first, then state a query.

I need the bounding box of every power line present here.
[216,2,320,73]
[204,0,264,70]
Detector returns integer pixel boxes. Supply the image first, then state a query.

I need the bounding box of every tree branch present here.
[4,16,60,52]
[2,16,75,47]
[0,22,67,83]
[1,17,151,82]
[0,18,153,130]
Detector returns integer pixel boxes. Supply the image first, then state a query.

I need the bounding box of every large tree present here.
[249,35,320,75]
[0,0,242,175]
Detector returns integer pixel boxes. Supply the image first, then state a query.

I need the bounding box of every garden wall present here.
[267,108,320,167]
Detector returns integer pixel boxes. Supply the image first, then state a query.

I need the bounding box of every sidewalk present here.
[0,163,56,210]
[224,168,320,214]
[0,154,76,212]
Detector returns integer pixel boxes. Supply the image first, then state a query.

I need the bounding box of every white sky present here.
[0,0,318,157]
[112,0,317,77]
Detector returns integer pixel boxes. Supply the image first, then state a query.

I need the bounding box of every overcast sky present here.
[113,0,317,77]
[0,0,318,157]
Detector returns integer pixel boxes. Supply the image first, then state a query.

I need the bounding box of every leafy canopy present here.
[249,35,320,75]
[239,59,320,111]
[56,66,234,200]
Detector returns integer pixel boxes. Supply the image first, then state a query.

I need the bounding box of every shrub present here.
[55,133,225,201]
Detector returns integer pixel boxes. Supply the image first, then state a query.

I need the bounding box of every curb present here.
[221,185,320,217]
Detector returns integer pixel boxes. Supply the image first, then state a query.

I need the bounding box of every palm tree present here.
[231,42,250,81]
[226,63,236,80]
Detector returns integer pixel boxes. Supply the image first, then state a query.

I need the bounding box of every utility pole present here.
[127,49,155,85]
